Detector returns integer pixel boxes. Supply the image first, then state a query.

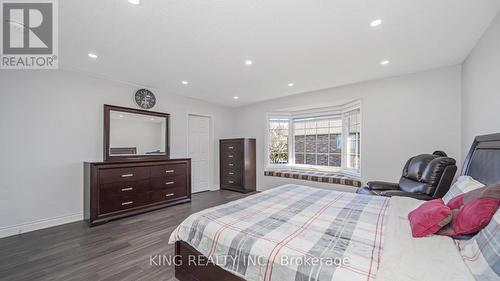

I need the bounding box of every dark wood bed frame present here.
[175,241,245,281]
[175,133,500,281]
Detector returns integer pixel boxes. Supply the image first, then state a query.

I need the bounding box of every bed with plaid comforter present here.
[169,184,390,281]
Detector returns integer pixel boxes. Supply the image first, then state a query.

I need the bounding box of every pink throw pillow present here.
[453,198,499,235]
[439,185,500,237]
[408,199,452,238]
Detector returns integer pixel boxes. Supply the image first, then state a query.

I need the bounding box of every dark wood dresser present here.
[219,138,256,193]
[84,159,191,226]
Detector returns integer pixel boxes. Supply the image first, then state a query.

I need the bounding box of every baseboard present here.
[0,213,83,239]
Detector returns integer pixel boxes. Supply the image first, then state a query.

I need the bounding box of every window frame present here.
[265,114,292,170]
[265,101,362,177]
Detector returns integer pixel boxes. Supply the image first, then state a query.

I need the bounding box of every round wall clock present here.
[134,89,156,109]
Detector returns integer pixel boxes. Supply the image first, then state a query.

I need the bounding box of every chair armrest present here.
[366,181,400,190]
[433,165,458,198]
[380,190,434,201]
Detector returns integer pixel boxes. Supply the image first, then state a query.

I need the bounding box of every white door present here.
[188,115,211,193]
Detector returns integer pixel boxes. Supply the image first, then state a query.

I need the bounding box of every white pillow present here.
[458,209,500,281]
[442,176,485,204]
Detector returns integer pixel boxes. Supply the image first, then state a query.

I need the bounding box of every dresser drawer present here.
[150,163,187,178]
[222,175,242,186]
[222,160,242,170]
[150,186,188,203]
[150,175,187,190]
[99,167,149,184]
[222,150,242,161]
[221,142,242,153]
[100,180,150,197]
[222,169,242,178]
[99,192,149,214]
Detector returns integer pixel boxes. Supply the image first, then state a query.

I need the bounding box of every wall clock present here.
[134,89,156,109]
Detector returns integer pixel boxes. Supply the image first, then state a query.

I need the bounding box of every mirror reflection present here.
[109,110,166,156]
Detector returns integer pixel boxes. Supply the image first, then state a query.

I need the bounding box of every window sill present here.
[264,168,362,188]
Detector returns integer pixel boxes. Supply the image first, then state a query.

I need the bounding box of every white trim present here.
[187,113,214,192]
[342,105,362,176]
[265,113,292,169]
[264,100,362,177]
[0,213,83,238]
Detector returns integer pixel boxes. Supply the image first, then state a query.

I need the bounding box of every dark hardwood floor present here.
[0,190,254,281]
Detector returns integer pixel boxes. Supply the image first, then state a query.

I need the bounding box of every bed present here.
[169,133,500,281]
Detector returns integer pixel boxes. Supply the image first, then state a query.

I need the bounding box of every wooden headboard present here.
[462,133,500,184]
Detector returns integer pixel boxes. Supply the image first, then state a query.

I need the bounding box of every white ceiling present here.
[60,0,500,107]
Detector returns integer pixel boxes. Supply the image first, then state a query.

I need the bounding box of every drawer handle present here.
[228,146,234,149]
[165,193,175,197]
[228,180,234,184]
[121,174,134,178]
[165,181,175,185]
[228,163,234,166]
[121,187,134,192]
[121,201,133,206]
[165,170,175,173]
[229,172,234,175]
[228,155,233,158]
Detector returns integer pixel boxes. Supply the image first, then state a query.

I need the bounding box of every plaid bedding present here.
[458,209,500,280]
[169,184,390,281]
[442,176,485,204]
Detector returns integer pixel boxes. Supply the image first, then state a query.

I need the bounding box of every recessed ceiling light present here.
[181,81,189,85]
[233,96,239,100]
[88,53,98,59]
[128,0,140,5]
[370,19,382,27]
[119,114,124,118]
[245,60,253,65]
[150,118,155,121]
[380,60,390,65]
[288,83,294,87]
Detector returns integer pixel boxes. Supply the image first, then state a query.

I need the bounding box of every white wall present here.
[0,61,467,237]
[0,70,235,237]
[233,66,462,191]
[462,12,500,156]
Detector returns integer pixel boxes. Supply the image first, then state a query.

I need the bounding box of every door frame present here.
[186,113,215,192]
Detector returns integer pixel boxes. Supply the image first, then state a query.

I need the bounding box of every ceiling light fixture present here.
[380,60,390,65]
[245,60,253,65]
[128,0,140,5]
[288,83,294,87]
[181,81,189,85]
[233,96,239,100]
[370,19,382,27]
[88,53,98,59]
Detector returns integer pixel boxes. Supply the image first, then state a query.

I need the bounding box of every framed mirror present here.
[104,104,170,161]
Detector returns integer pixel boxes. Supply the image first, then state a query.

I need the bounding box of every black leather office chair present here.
[356,151,457,200]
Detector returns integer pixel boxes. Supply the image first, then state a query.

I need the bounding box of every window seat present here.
[264,169,362,187]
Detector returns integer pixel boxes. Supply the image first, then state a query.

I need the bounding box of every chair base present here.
[356,187,377,196]
[356,186,434,201]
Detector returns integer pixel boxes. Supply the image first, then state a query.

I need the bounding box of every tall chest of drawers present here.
[84,159,191,226]
[219,138,256,193]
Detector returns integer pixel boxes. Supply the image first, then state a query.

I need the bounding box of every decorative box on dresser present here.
[84,159,191,226]
[219,138,256,193]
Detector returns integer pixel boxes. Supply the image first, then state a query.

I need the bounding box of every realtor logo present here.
[1,0,58,69]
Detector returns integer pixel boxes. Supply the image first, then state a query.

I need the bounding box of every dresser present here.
[219,138,256,193]
[84,159,191,226]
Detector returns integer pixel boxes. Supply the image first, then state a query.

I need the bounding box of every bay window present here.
[266,103,361,176]
[268,119,289,164]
